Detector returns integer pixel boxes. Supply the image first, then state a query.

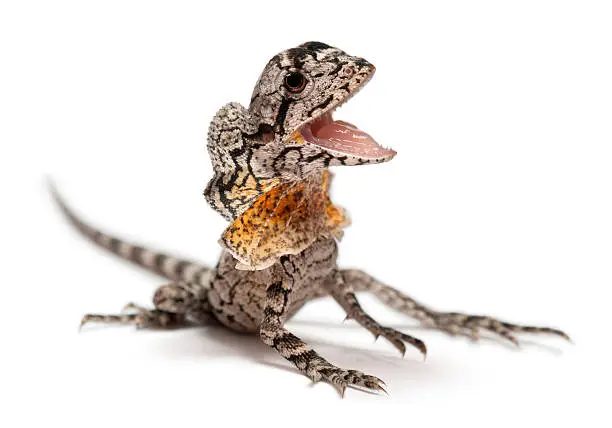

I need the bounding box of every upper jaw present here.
[292,65,396,164]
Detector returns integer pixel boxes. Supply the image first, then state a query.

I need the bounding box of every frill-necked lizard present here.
[53,42,568,396]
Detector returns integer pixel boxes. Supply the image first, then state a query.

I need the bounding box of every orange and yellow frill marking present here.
[221,170,349,270]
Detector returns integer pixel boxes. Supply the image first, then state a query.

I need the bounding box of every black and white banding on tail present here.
[49,182,213,287]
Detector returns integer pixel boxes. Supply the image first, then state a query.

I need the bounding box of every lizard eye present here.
[284,72,307,93]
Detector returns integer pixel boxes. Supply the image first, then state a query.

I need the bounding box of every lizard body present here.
[54,42,568,396]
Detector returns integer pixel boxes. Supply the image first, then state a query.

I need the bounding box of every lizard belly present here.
[208,238,338,333]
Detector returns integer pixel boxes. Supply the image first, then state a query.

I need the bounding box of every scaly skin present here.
[53,42,569,396]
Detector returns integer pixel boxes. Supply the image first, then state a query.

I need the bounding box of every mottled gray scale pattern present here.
[54,41,569,397]
[208,238,337,332]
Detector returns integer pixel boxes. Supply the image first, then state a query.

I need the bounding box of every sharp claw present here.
[415,340,427,358]
[395,341,406,357]
[555,330,571,341]
[531,328,571,342]
[402,334,427,358]
[368,381,387,394]
[78,316,89,331]
[504,334,520,347]
[421,345,428,361]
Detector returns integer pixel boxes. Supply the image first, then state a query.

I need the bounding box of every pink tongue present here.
[313,120,394,158]
[315,120,369,141]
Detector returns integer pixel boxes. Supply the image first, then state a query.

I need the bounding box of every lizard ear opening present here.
[257,124,276,143]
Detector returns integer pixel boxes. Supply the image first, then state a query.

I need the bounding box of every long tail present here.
[49,181,213,287]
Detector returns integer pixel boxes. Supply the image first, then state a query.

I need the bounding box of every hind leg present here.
[341,269,569,345]
[80,281,212,329]
[325,272,427,357]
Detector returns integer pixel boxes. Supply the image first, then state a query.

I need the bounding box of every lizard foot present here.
[308,361,386,397]
[429,312,570,346]
[348,315,427,357]
[341,269,569,347]
[79,303,186,330]
[331,273,427,357]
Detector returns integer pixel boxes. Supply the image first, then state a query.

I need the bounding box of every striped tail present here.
[49,182,213,287]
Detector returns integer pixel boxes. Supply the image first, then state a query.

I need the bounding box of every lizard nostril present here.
[341,66,355,77]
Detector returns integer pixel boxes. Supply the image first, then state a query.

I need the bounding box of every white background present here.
[1,1,610,426]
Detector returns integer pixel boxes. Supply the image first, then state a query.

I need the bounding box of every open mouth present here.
[299,112,396,161]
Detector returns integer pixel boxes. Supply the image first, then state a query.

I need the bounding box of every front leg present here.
[326,272,427,357]
[80,281,212,329]
[259,266,385,396]
[342,269,569,345]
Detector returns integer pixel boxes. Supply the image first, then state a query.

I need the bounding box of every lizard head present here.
[249,41,396,168]
[205,42,395,223]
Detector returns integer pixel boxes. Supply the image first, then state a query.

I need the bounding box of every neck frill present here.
[219,170,350,270]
